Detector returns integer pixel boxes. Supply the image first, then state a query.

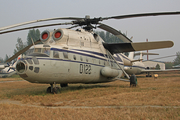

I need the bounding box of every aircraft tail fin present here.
[128,52,134,59]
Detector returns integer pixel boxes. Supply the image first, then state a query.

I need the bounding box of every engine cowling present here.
[101,67,119,78]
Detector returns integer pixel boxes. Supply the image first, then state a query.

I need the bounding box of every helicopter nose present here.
[16,60,27,74]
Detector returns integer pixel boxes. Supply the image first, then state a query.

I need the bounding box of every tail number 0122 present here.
[79,64,91,74]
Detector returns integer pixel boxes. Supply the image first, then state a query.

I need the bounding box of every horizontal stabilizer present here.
[131,59,143,62]
[103,41,173,53]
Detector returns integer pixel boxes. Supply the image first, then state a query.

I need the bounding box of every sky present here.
[0,0,180,62]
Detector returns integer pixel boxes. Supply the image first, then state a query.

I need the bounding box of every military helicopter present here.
[0,11,179,93]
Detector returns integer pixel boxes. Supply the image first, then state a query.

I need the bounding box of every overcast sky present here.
[0,0,180,62]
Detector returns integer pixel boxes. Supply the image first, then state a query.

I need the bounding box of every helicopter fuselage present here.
[16,28,125,84]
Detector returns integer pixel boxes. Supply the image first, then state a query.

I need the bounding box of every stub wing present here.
[103,41,173,54]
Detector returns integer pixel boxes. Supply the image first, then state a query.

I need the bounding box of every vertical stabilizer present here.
[139,51,143,62]
[128,52,134,60]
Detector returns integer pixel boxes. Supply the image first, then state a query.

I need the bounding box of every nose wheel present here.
[46,83,60,94]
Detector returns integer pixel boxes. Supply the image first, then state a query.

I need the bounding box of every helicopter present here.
[0,11,179,93]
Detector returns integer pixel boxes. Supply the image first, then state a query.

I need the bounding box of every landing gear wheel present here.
[53,87,60,94]
[46,83,61,94]
[130,74,137,87]
[46,87,51,93]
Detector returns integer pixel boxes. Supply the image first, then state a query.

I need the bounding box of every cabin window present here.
[53,51,59,58]
[80,56,83,61]
[34,67,40,73]
[92,58,95,63]
[63,52,68,59]
[111,61,113,67]
[73,55,76,60]
[29,66,33,71]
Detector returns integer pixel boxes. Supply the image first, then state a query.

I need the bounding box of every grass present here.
[0,72,179,119]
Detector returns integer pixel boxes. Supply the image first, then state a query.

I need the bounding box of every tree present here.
[173,51,180,66]
[14,37,26,55]
[4,54,9,62]
[13,29,41,56]
[27,29,40,45]
[0,57,4,63]
[155,64,161,70]
[165,62,173,69]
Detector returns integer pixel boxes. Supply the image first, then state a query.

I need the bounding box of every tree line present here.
[0,29,40,63]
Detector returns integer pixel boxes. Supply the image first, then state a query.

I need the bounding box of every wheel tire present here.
[46,87,51,93]
[53,87,60,94]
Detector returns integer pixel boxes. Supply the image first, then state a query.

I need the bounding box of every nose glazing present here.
[16,61,27,73]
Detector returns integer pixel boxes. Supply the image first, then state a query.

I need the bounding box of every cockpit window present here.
[34,48,41,53]
[27,48,50,56]
[42,48,50,56]
[27,48,34,55]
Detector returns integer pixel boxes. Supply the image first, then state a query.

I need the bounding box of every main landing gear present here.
[130,74,137,87]
[46,83,68,94]
[146,72,152,77]
[46,82,60,94]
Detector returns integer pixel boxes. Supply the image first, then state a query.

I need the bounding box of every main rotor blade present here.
[103,41,174,54]
[6,40,41,63]
[67,24,79,29]
[98,23,132,43]
[0,22,73,34]
[0,17,83,31]
[103,11,180,20]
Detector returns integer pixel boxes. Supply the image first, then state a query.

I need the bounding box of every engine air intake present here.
[52,29,63,41]
[40,30,50,42]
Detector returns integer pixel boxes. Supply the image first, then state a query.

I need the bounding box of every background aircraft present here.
[0,55,22,78]
[124,51,179,77]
